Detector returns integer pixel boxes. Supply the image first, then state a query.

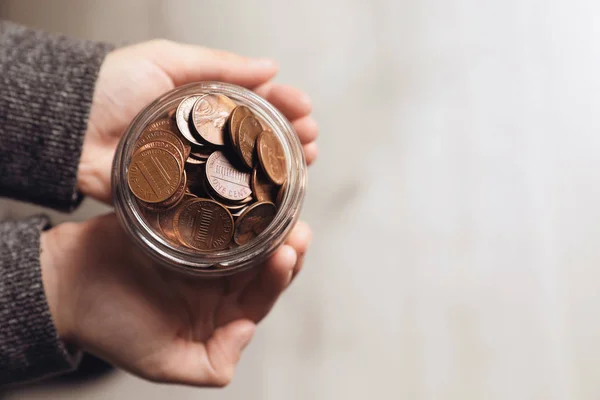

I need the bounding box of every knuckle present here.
[149,38,175,50]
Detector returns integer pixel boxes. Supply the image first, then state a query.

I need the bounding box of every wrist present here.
[40,223,80,346]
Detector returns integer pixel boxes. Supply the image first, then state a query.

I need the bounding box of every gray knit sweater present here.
[0,20,112,384]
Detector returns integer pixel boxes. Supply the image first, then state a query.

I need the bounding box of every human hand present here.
[78,39,319,204]
[40,213,311,386]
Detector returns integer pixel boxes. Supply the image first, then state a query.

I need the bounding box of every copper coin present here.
[185,155,206,165]
[236,116,262,168]
[128,147,182,203]
[229,105,253,148]
[138,205,162,233]
[257,131,287,185]
[251,166,278,203]
[143,117,178,134]
[176,96,204,146]
[191,94,236,146]
[205,151,252,202]
[139,171,187,211]
[223,200,250,211]
[203,173,253,206]
[158,193,196,244]
[189,144,215,160]
[134,140,184,166]
[233,201,277,246]
[231,205,250,218]
[173,198,234,251]
[136,130,189,163]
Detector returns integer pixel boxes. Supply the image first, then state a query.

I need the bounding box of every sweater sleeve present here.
[0,20,113,212]
[0,216,81,385]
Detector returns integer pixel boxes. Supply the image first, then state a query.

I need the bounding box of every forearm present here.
[0,216,80,385]
[0,20,112,211]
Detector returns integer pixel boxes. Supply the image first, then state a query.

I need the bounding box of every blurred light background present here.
[2,0,600,399]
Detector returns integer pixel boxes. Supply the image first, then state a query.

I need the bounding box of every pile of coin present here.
[127,92,287,252]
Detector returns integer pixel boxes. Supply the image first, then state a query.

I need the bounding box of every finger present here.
[285,220,312,256]
[303,141,319,165]
[157,319,255,387]
[285,221,311,280]
[147,40,279,88]
[254,82,312,120]
[292,253,305,280]
[238,245,297,322]
[292,115,319,144]
[228,222,311,295]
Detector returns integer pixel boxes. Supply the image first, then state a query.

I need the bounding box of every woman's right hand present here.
[40,213,311,386]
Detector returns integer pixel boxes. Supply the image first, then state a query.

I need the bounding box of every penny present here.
[230,205,249,218]
[203,175,253,206]
[173,198,234,251]
[143,117,178,134]
[229,105,253,148]
[128,91,293,253]
[189,144,214,160]
[233,201,277,246]
[251,166,278,203]
[236,116,262,169]
[128,147,182,203]
[185,155,206,165]
[191,94,236,146]
[205,151,252,202]
[159,193,196,244]
[136,130,189,162]
[134,140,184,166]
[176,96,204,146]
[223,201,249,211]
[138,205,162,233]
[139,171,187,211]
[256,130,287,185]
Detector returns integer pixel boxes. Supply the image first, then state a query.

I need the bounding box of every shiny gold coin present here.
[233,201,277,246]
[251,167,278,203]
[229,105,253,148]
[256,130,287,185]
[191,94,236,146]
[236,116,262,169]
[136,130,189,163]
[128,147,182,203]
[173,198,234,251]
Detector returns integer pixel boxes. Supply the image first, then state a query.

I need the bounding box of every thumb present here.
[144,39,279,88]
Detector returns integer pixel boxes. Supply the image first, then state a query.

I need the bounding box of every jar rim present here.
[112,82,306,276]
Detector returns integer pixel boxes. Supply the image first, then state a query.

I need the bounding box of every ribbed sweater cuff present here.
[0,216,81,385]
[0,20,113,211]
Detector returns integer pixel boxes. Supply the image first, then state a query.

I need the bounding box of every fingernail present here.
[250,58,278,69]
[299,92,312,108]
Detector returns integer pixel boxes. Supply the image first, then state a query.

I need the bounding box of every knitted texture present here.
[0,20,112,212]
[0,20,113,384]
[0,216,81,384]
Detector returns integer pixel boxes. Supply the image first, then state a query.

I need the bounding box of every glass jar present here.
[112,82,306,277]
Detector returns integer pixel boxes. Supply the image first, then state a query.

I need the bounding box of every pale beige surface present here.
[2,0,600,399]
